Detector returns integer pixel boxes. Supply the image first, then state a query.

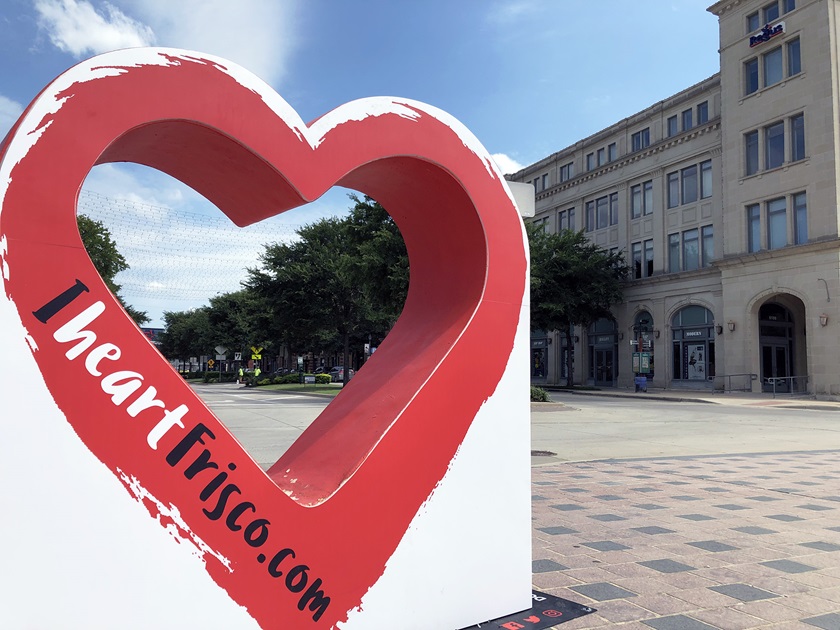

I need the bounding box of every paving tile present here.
[745,495,782,501]
[594,494,623,501]
[634,503,667,510]
[709,583,779,602]
[701,486,730,493]
[642,614,717,630]
[633,526,676,535]
[550,503,585,511]
[582,540,631,552]
[672,495,701,501]
[632,487,661,493]
[638,559,696,574]
[664,481,691,485]
[676,513,715,521]
[691,606,769,630]
[537,526,578,535]
[732,525,778,535]
[532,559,569,573]
[801,541,840,552]
[570,582,636,601]
[532,494,548,501]
[804,612,840,629]
[766,514,806,522]
[588,513,628,522]
[560,487,587,493]
[761,559,818,573]
[797,504,835,511]
[714,503,749,510]
[686,540,739,552]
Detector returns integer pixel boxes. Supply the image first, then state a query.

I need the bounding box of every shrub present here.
[257,378,272,386]
[530,386,551,402]
[315,374,332,385]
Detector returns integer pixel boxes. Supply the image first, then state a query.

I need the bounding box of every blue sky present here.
[0,0,722,326]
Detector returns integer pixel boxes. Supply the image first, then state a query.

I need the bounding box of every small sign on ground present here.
[462,590,595,629]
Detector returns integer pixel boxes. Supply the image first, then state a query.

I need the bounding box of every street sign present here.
[207,359,215,368]
[234,352,242,361]
[215,354,226,360]
[251,346,263,360]
[215,345,227,355]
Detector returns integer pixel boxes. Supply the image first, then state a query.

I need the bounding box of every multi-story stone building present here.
[512,0,840,395]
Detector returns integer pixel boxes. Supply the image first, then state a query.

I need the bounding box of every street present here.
[191,383,840,469]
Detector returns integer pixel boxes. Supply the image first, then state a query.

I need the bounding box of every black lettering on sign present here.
[33,279,89,323]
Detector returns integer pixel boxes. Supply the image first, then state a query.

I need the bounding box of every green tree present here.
[77,214,149,325]
[246,196,408,382]
[157,308,212,363]
[528,224,628,386]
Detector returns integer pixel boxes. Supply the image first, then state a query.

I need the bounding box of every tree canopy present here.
[244,195,408,380]
[528,223,628,385]
[77,214,149,325]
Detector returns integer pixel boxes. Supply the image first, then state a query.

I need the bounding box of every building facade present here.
[513,0,840,395]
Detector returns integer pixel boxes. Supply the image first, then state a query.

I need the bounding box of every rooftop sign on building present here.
[750,22,785,47]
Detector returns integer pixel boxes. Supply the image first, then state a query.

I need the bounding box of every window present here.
[793,192,807,244]
[764,1,779,23]
[644,239,654,277]
[630,240,654,279]
[631,128,650,152]
[597,147,606,166]
[682,108,693,131]
[747,11,759,33]
[559,162,574,182]
[791,114,805,161]
[585,201,594,232]
[767,197,787,249]
[697,101,709,125]
[668,234,680,273]
[745,58,759,95]
[596,195,609,229]
[667,161,711,207]
[701,225,714,267]
[532,216,549,232]
[787,38,800,76]
[700,160,712,199]
[745,130,759,176]
[668,227,713,272]
[586,153,595,171]
[632,242,642,279]
[609,192,619,226]
[783,0,795,13]
[764,46,783,87]
[541,174,549,190]
[681,165,698,205]
[747,204,761,252]
[607,142,617,162]
[667,115,678,137]
[765,121,785,169]
[683,228,700,271]
[630,180,653,218]
[558,208,577,232]
[667,172,679,208]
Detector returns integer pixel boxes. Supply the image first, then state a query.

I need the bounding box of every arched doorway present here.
[759,302,794,392]
[671,305,715,385]
[633,311,655,380]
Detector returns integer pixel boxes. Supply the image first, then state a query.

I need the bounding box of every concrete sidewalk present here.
[544,385,840,412]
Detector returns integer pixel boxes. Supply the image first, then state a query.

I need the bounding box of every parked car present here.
[313,366,328,374]
[329,366,355,382]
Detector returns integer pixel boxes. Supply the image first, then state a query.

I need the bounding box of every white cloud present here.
[115,0,301,86]
[34,0,156,57]
[486,1,539,25]
[491,152,525,176]
[0,95,24,139]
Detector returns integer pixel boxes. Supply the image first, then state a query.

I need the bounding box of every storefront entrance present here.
[593,349,615,386]
[759,302,794,393]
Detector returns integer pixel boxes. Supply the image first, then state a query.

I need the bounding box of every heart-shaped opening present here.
[92,122,489,506]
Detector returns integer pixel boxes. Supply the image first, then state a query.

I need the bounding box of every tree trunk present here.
[342,332,350,385]
[565,327,574,387]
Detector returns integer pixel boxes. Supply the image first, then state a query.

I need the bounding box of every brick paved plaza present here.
[532,450,840,629]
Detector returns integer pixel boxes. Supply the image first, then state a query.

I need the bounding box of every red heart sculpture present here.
[0,49,529,629]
